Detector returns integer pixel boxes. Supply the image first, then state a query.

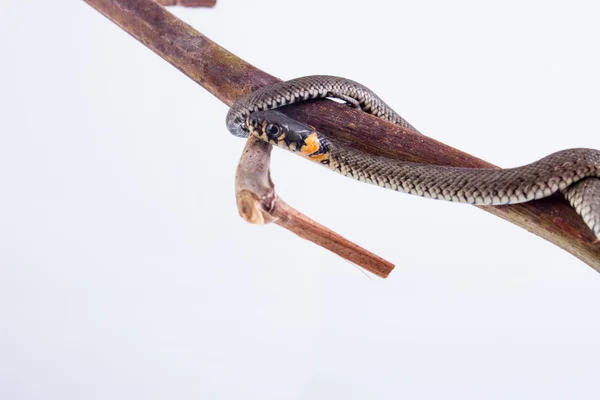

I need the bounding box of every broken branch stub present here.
[235,135,395,278]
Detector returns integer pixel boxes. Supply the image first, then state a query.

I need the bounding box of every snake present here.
[226,75,600,239]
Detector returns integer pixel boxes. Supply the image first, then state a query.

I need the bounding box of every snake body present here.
[226,75,600,239]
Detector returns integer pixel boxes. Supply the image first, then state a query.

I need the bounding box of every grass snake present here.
[226,75,600,239]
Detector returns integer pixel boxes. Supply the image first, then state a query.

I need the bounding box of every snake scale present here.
[226,75,600,239]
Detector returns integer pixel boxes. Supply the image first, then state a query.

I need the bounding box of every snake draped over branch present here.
[226,75,600,240]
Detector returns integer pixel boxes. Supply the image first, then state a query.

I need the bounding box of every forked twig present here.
[236,136,394,277]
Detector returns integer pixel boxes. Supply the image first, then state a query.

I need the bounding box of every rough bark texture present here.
[84,0,600,272]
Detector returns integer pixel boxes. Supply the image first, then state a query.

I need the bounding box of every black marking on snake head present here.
[249,110,314,150]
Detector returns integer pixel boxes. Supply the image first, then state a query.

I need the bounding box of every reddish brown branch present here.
[83,0,600,272]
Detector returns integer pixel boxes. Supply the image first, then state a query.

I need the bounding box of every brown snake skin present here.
[227,76,600,239]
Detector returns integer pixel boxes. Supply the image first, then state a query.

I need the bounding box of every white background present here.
[1,1,600,399]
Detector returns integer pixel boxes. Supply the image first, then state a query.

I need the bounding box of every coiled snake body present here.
[226,75,600,239]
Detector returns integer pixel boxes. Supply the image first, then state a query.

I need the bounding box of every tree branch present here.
[83,0,600,272]
[85,0,395,276]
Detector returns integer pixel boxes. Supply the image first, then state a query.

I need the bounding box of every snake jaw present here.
[245,115,265,140]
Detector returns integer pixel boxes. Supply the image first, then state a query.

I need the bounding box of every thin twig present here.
[83,0,600,272]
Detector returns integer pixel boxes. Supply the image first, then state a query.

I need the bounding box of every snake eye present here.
[265,124,281,137]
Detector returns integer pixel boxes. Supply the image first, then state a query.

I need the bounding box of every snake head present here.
[246,111,329,163]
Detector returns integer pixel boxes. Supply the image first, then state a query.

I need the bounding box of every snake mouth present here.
[245,115,259,132]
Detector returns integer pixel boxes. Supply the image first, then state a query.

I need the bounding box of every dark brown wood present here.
[83,0,600,272]
[83,0,278,107]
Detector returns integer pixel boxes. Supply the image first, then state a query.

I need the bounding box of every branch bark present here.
[83,0,600,272]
